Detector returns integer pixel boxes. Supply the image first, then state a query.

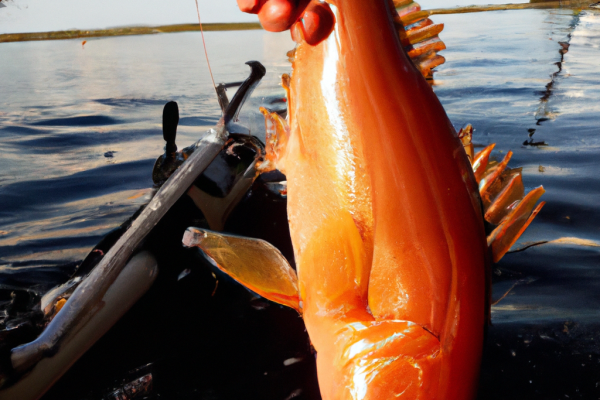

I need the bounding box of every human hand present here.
[237,0,335,45]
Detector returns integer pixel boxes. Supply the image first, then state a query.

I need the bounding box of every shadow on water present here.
[12,129,160,151]
[0,125,48,136]
[178,116,220,126]
[93,98,171,107]
[0,159,154,217]
[30,115,122,127]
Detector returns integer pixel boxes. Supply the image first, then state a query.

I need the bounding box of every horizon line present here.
[1,1,592,44]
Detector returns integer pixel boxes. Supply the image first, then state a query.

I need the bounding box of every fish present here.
[184,0,545,399]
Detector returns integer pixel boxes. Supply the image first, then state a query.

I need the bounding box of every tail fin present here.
[462,132,546,263]
[391,0,446,79]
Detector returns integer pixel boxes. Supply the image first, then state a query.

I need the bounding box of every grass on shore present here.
[0,22,262,44]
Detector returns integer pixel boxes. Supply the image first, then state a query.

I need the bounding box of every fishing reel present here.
[152,61,266,186]
[151,61,283,231]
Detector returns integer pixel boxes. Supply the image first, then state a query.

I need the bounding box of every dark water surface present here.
[435,9,600,399]
[1,8,600,400]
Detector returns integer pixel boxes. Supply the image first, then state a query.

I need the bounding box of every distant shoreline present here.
[0,22,262,44]
[0,1,594,44]
[429,0,592,15]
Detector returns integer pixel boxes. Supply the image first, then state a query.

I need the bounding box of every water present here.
[436,9,600,321]
[434,9,600,398]
[0,30,292,278]
[1,8,600,399]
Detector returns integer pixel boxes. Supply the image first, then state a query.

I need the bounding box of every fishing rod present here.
[193,0,217,98]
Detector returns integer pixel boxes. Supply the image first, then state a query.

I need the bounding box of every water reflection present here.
[434,8,600,317]
[526,10,584,149]
[0,30,293,276]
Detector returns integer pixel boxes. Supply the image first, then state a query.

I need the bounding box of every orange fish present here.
[186,1,546,399]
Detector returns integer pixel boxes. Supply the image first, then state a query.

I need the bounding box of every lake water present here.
[1,7,600,400]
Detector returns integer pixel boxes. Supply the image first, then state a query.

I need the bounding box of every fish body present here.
[192,1,544,398]
[264,1,487,399]
[0,1,544,397]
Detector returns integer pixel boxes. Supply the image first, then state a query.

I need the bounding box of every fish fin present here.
[259,106,290,173]
[484,172,525,225]
[258,74,291,173]
[457,124,474,161]
[182,227,301,312]
[481,166,524,214]
[487,187,546,263]
[281,73,293,127]
[392,1,446,79]
[465,128,545,262]
[281,73,292,106]
[479,150,513,208]
[472,143,496,183]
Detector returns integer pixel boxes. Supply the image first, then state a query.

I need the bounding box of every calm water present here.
[1,8,600,399]
[0,29,292,279]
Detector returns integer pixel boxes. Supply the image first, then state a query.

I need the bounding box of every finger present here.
[237,0,335,45]
[257,0,311,32]
[237,0,264,14]
[299,1,335,45]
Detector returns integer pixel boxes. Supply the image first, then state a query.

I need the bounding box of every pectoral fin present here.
[183,227,301,312]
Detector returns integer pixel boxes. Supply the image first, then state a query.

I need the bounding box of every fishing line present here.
[194,0,218,98]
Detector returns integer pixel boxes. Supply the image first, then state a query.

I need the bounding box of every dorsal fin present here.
[458,124,474,161]
[391,0,446,79]
[472,144,496,182]
[183,227,301,312]
[258,104,290,173]
[487,189,546,263]
[461,132,545,263]
[479,151,513,208]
